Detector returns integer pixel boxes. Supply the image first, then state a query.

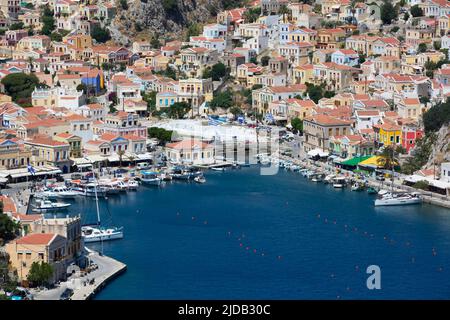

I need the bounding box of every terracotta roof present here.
[16,233,56,245]
[166,139,212,150]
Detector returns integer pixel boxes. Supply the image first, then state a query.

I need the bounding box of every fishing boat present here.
[374,192,422,206]
[141,171,162,185]
[194,175,206,184]
[32,199,71,212]
[332,177,347,188]
[82,178,123,243]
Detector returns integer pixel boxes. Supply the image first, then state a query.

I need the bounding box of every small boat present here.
[84,183,107,197]
[211,167,225,172]
[310,173,324,182]
[34,189,58,199]
[126,179,139,190]
[194,176,206,184]
[351,183,365,191]
[141,171,162,185]
[367,186,378,194]
[324,174,335,184]
[32,199,71,212]
[374,192,422,206]
[52,186,80,198]
[332,177,347,188]
[82,226,124,243]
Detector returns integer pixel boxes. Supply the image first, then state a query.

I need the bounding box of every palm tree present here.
[279,5,290,24]
[376,145,399,171]
[128,155,136,168]
[117,149,125,168]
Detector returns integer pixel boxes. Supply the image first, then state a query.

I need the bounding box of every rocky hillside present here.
[423,124,450,170]
[110,0,242,45]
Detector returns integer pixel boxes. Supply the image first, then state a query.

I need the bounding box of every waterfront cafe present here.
[404,175,450,196]
[336,155,373,170]
[0,165,62,184]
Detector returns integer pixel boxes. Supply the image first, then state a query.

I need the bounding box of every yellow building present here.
[0,139,32,170]
[292,64,314,84]
[63,34,93,50]
[53,133,82,158]
[376,122,402,146]
[5,233,68,284]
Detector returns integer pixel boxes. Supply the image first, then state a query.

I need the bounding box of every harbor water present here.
[61,166,450,299]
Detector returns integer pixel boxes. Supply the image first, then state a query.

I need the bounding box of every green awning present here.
[339,155,372,166]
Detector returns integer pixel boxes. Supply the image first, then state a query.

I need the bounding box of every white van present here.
[137,162,150,170]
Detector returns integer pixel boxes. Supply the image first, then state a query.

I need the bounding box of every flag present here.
[27,165,36,176]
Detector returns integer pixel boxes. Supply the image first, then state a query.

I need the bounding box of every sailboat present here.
[82,178,124,243]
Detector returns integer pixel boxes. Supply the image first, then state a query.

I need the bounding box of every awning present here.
[339,155,372,167]
[72,157,93,166]
[307,148,329,157]
[0,177,8,183]
[86,155,108,163]
[358,156,383,168]
[137,153,152,160]
[107,155,120,162]
[10,171,31,179]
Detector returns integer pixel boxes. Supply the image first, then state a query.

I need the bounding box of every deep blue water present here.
[63,166,450,299]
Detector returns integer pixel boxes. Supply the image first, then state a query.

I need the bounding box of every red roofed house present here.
[5,233,68,284]
[165,139,215,165]
[303,114,353,152]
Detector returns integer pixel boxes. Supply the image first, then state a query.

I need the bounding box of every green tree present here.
[0,205,20,243]
[403,11,410,21]
[147,127,173,143]
[117,149,125,168]
[291,117,303,133]
[167,101,191,119]
[377,145,399,170]
[210,62,228,81]
[410,5,423,17]
[9,22,24,30]
[230,106,243,119]
[261,56,270,66]
[41,5,55,36]
[417,43,427,53]
[120,0,128,10]
[423,98,450,133]
[380,1,398,25]
[209,90,234,110]
[91,25,111,43]
[27,262,53,288]
[243,7,261,23]
[142,91,157,112]
[1,73,40,106]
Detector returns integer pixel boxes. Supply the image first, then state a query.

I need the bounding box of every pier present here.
[32,249,126,300]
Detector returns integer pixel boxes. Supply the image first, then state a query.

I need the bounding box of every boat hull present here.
[83,232,124,243]
[375,198,422,206]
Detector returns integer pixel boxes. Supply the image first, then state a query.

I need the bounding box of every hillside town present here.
[1,0,450,300]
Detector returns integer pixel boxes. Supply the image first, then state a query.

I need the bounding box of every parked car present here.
[70,173,83,180]
[116,168,128,174]
[59,288,73,300]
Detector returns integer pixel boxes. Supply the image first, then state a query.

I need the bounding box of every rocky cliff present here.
[110,0,231,46]
[423,124,450,170]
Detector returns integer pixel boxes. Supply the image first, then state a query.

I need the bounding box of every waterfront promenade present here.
[32,249,126,300]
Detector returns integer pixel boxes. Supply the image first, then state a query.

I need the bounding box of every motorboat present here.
[374,192,422,206]
[367,187,378,194]
[52,186,79,199]
[211,167,225,172]
[310,173,324,182]
[126,179,139,190]
[98,180,121,195]
[332,177,347,188]
[84,183,107,197]
[32,199,71,212]
[141,171,162,185]
[351,183,365,191]
[34,189,58,199]
[82,226,124,243]
[324,174,336,184]
[194,175,206,184]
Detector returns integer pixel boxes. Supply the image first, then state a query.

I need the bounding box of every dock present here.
[70,249,127,300]
[32,249,126,300]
